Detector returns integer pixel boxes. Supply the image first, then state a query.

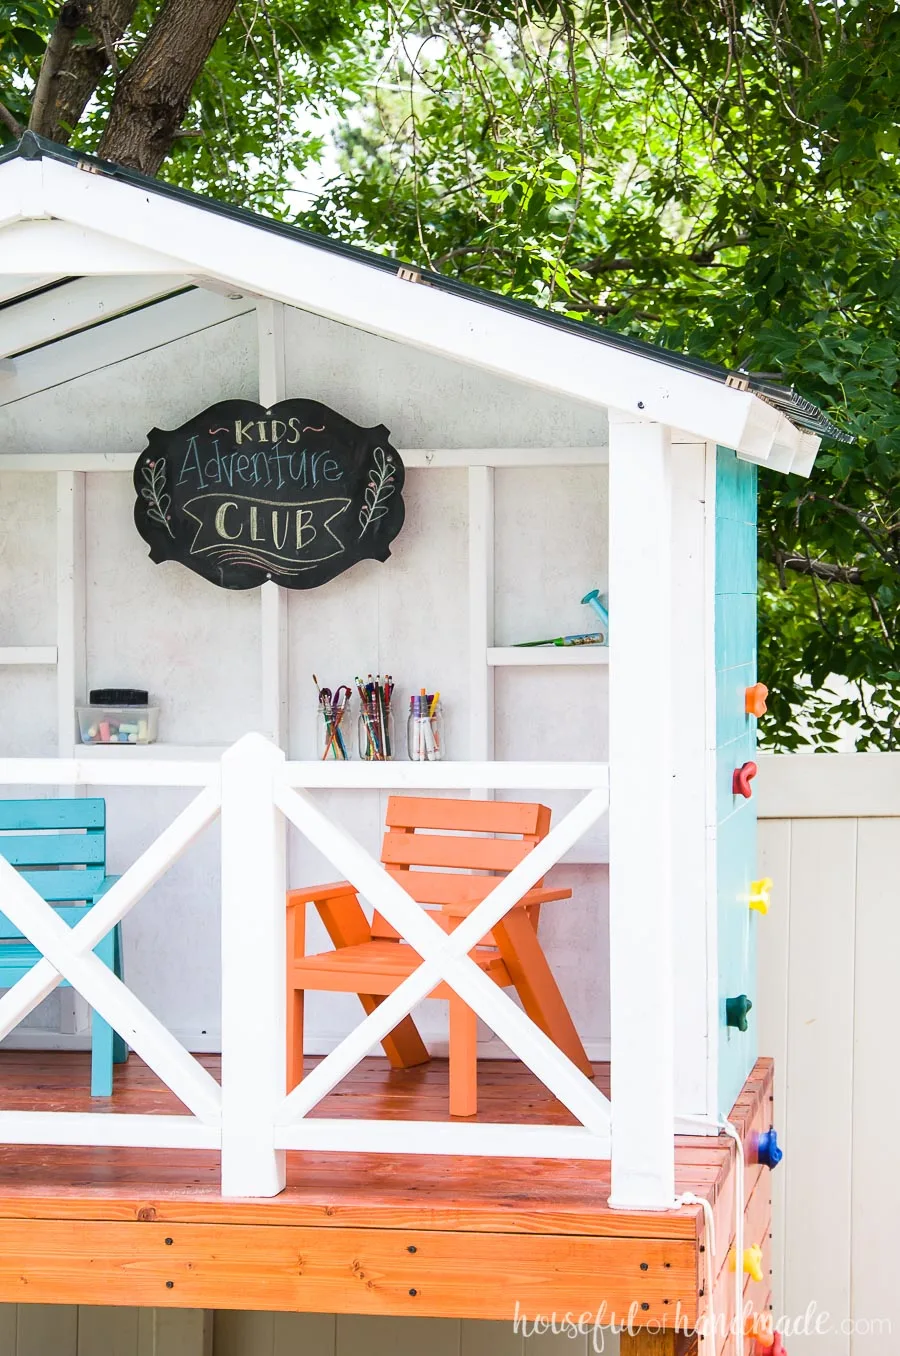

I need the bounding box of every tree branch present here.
[98,0,238,174]
[772,549,863,586]
[0,97,23,139]
[28,0,139,144]
[581,236,749,275]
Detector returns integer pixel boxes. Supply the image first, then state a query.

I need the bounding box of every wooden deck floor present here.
[0,1052,774,1331]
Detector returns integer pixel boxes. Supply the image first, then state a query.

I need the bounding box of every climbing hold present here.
[733,760,758,798]
[749,878,773,915]
[730,1243,764,1283]
[769,1334,788,1356]
[756,1127,783,1170]
[746,1312,774,1347]
[745,683,769,718]
[726,994,752,1031]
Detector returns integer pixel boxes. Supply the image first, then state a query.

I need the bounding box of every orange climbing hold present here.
[745,682,769,717]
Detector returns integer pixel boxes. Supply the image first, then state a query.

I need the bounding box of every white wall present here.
[0,295,610,1057]
[758,753,899,1356]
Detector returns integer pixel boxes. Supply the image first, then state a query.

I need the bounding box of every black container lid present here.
[89,688,149,705]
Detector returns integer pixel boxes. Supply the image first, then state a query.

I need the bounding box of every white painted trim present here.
[0,272,59,303]
[0,645,56,665]
[607,413,676,1209]
[281,759,610,790]
[702,444,720,1125]
[275,780,611,1140]
[0,152,812,466]
[0,274,190,358]
[257,300,290,750]
[0,1111,218,1149]
[0,218,196,274]
[56,471,86,761]
[0,158,35,228]
[468,467,494,789]
[275,1119,609,1159]
[0,447,608,472]
[488,646,608,666]
[0,289,255,407]
[220,736,287,1195]
[0,756,218,787]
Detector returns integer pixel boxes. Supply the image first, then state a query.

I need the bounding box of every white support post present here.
[220,734,287,1196]
[468,466,494,792]
[257,300,289,747]
[56,471,86,760]
[607,412,676,1210]
[56,470,86,1035]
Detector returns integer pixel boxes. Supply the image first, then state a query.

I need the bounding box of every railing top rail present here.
[0,757,219,789]
[280,760,611,791]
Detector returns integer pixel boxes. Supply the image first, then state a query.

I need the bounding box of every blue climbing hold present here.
[757,1127,783,1169]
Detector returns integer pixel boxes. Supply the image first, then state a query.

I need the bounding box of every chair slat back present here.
[372,796,550,939]
[0,799,108,913]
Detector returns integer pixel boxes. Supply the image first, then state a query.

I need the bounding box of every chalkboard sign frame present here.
[133,398,405,591]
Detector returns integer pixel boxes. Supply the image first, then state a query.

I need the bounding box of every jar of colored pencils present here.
[357,675,394,761]
[316,689,352,761]
[408,690,443,762]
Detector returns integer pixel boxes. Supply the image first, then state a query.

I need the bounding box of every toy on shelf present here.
[726,993,753,1031]
[77,688,158,745]
[408,690,443,762]
[357,675,394,760]
[733,760,758,798]
[314,676,352,760]
[756,1126,783,1169]
[749,878,773,915]
[745,682,769,717]
[581,589,609,640]
[514,632,605,647]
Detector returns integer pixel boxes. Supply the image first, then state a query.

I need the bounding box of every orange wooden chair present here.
[286,796,592,1116]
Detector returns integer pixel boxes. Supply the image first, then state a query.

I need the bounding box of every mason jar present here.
[407,693,444,762]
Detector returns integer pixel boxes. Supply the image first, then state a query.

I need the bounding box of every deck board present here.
[0,1052,773,1322]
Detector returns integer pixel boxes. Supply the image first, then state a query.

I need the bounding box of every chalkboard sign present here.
[132,399,405,591]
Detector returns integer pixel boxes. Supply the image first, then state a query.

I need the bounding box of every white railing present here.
[0,734,617,1197]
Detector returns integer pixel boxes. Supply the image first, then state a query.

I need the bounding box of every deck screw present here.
[699,1244,705,1253]
[640,1303,649,1311]
[165,1238,173,1246]
[640,1263,649,1271]
[409,1288,417,1297]
[165,1281,174,1289]
[407,1245,417,1253]
[637,401,645,409]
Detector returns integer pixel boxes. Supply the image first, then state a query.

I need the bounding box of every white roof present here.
[0,136,838,475]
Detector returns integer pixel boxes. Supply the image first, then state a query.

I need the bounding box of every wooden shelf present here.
[487,646,609,667]
[0,645,57,666]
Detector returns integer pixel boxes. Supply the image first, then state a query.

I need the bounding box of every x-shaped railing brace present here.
[275,782,612,1137]
[0,786,222,1124]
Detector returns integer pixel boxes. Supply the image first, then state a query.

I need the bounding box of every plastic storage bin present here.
[77,688,158,745]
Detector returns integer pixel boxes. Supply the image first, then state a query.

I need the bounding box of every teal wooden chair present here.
[0,798,127,1096]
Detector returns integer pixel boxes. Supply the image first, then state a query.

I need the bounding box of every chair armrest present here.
[286,881,356,910]
[439,885,571,919]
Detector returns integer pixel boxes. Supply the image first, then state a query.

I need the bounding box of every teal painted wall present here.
[715,447,759,1115]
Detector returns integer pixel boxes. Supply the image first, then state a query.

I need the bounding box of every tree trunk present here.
[29,0,139,144]
[97,0,237,175]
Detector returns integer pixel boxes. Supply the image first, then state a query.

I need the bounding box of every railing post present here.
[220,733,287,1196]
[607,412,676,1209]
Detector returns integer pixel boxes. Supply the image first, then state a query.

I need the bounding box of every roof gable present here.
[0,133,846,474]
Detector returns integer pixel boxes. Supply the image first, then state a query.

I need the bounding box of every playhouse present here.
[0,133,845,1349]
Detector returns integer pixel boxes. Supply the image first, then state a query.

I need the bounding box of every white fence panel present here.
[758,753,900,1356]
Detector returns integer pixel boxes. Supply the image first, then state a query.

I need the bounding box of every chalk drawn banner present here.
[133,398,405,591]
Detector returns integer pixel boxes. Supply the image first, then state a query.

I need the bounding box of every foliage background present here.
[3,0,898,749]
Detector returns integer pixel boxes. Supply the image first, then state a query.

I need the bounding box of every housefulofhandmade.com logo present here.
[512,1301,891,1351]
